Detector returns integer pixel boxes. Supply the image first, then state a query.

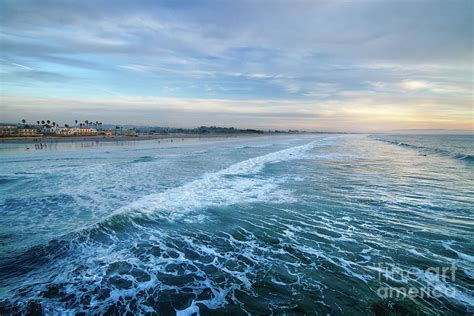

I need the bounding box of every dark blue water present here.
[0,134,472,315]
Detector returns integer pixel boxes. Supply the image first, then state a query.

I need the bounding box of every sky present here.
[0,0,472,132]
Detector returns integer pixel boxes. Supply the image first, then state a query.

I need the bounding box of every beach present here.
[0,133,269,144]
[0,134,286,155]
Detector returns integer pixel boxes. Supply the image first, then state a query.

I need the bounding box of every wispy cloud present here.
[0,0,472,130]
[2,93,472,132]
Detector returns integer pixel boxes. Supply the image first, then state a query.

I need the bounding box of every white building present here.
[39,126,97,136]
[41,126,61,135]
[0,125,17,136]
[71,127,98,136]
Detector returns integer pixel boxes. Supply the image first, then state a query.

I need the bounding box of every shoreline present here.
[0,133,276,144]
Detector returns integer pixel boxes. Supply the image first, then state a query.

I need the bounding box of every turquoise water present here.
[0,134,472,314]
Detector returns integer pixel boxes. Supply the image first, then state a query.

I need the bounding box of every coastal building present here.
[74,127,98,136]
[41,126,61,135]
[105,128,114,136]
[17,128,38,136]
[0,125,17,136]
[39,126,98,136]
[57,128,76,136]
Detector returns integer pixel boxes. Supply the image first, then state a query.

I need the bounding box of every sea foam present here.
[118,137,333,219]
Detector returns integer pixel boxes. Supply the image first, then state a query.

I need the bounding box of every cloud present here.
[0,0,472,130]
[392,80,471,95]
[2,93,471,132]
[400,80,431,90]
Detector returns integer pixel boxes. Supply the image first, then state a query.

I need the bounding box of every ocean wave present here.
[374,138,473,162]
[235,144,276,150]
[0,138,330,297]
[116,137,333,219]
[454,154,474,162]
[131,156,158,163]
[0,176,25,184]
[0,209,306,314]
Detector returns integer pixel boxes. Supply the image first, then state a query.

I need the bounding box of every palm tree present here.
[36,120,40,125]
[47,120,51,124]
[41,120,45,125]
[85,120,89,126]
[21,119,26,125]
[64,124,69,128]
[80,123,83,127]
[52,122,56,127]
[75,120,78,125]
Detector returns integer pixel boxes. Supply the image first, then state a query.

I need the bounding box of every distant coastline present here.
[0,132,319,144]
[0,133,254,144]
[0,122,312,143]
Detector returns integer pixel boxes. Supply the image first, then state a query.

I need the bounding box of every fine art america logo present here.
[376,263,458,300]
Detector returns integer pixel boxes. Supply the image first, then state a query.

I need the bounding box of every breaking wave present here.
[373,137,474,162]
[117,138,333,219]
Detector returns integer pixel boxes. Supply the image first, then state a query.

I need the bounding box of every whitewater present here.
[0,134,472,315]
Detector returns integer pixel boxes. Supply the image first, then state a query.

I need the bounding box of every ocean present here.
[0,134,472,315]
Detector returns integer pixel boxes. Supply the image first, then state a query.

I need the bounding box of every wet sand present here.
[0,133,266,144]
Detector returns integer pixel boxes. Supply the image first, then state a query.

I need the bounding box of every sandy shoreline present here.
[0,133,271,144]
